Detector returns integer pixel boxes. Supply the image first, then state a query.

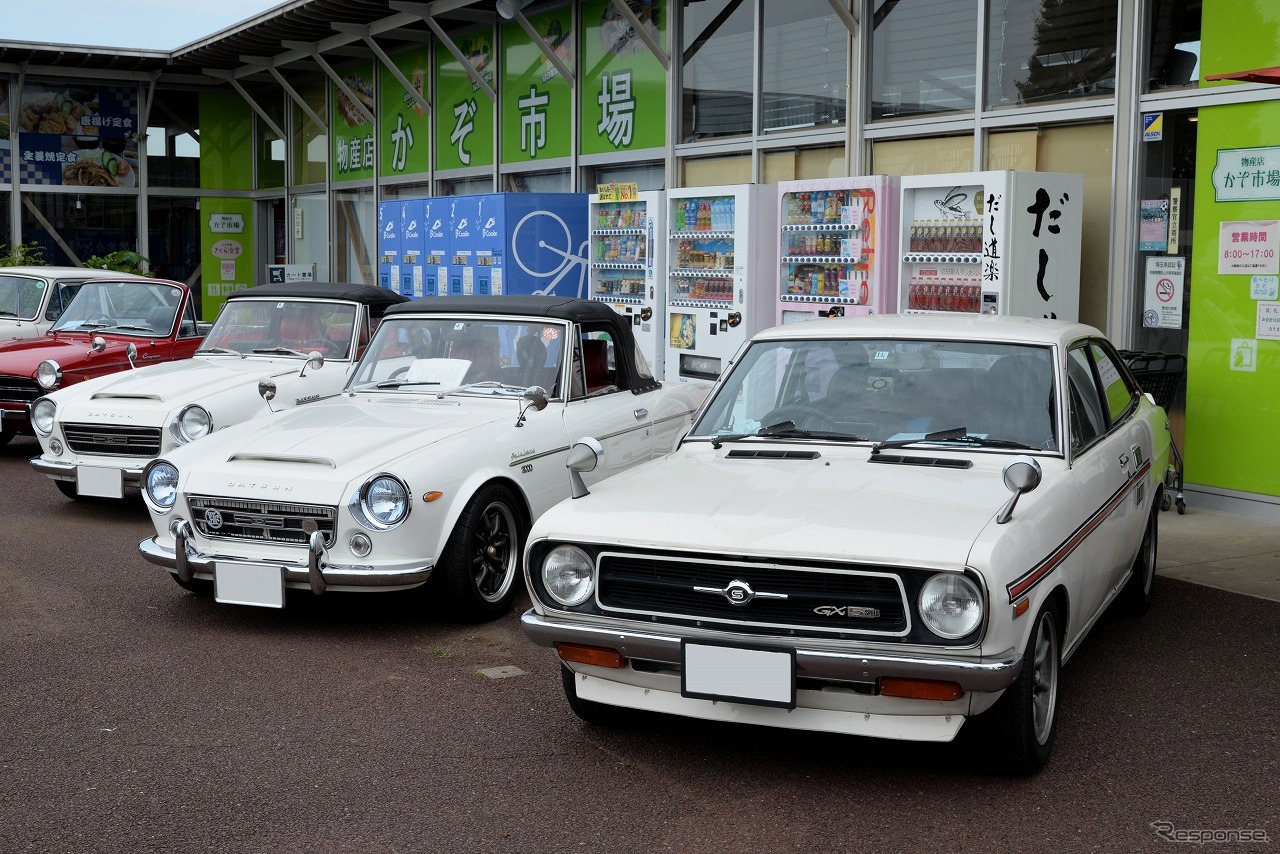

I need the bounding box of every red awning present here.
[1204,65,1280,84]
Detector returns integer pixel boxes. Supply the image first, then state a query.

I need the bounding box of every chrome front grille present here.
[63,422,162,457]
[187,495,337,547]
[597,553,909,636]
[0,377,41,405]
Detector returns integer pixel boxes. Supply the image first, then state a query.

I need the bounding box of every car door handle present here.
[633,408,649,419]
[1118,452,1134,478]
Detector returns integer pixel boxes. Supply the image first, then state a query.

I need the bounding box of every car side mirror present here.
[997,456,1043,524]
[91,336,107,353]
[259,378,278,412]
[299,350,324,378]
[515,385,549,427]
[126,342,138,369]
[566,437,604,499]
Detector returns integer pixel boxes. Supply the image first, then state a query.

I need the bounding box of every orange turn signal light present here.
[880,677,964,701]
[422,491,444,503]
[555,642,626,669]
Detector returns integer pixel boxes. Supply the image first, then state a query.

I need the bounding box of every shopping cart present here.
[1121,351,1187,514]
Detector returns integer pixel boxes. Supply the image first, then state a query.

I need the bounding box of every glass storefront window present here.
[871,0,977,120]
[19,193,138,268]
[1146,0,1202,91]
[869,136,975,176]
[0,192,11,254]
[762,146,845,183]
[680,153,751,187]
[985,0,1118,108]
[762,0,848,132]
[146,88,201,189]
[292,192,329,281]
[291,77,328,186]
[502,170,571,192]
[436,175,494,196]
[253,85,285,189]
[382,182,433,200]
[146,196,200,287]
[334,187,375,285]
[583,160,665,192]
[680,0,755,141]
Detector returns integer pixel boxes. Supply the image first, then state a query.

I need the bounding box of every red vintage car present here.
[0,277,204,445]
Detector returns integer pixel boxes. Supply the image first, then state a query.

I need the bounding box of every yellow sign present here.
[597,182,640,202]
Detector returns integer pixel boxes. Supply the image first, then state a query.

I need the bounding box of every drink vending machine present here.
[377,201,401,293]
[776,175,900,325]
[898,171,1083,320]
[588,189,666,379]
[444,192,589,297]
[665,184,777,382]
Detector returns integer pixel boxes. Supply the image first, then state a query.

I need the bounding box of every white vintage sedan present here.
[521,313,1175,773]
[29,282,406,500]
[137,296,710,620]
[0,266,148,342]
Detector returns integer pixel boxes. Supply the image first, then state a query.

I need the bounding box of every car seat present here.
[515,333,549,387]
[983,354,1055,448]
[581,338,615,395]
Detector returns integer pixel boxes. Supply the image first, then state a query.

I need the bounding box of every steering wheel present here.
[295,338,338,355]
[760,404,837,433]
[388,365,410,380]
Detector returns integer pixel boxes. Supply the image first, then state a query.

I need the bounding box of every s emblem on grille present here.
[693,579,788,607]
[204,509,224,530]
[813,605,881,619]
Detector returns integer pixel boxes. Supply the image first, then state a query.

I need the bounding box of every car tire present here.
[560,664,627,726]
[1118,500,1158,616]
[984,599,1061,775]
[0,426,14,446]
[438,483,525,621]
[169,572,213,597]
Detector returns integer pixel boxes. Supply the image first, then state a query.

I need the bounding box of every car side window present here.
[47,283,83,321]
[178,298,200,337]
[571,327,622,399]
[1066,346,1107,451]
[1089,342,1137,425]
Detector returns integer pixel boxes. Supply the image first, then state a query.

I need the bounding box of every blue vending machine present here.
[399,198,425,298]
[422,198,449,298]
[377,201,402,292]
[445,193,590,297]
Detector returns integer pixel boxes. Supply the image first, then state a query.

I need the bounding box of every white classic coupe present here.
[521,313,1175,773]
[137,296,710,620]
[29,282,407,500]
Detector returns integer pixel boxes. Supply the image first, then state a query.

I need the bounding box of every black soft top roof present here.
[228,282,409,308]
[385,295,620,324]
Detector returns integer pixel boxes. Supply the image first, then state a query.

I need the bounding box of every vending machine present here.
[776,175,900,325]
[665,183,777,382]
[377,201,401,293]
[445,192,590,297]
[419,197,450,298]
[898,171,1083,320]
[399,198,425,298]
[588,188,666,379]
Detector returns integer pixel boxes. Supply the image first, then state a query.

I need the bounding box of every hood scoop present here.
[91,392,162,401]
[869,453,972,469]
[226,452,336,468]
[726,449,821,460]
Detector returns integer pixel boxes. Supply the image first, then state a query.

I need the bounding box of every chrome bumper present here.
[30,456,145,487]
[138,519,434,594]
[521,610,1023,693]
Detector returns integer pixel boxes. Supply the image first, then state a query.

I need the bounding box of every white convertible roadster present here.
[137,296,710,620]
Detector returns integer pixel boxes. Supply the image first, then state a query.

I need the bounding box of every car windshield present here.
[200,299,359,359]
[49,280,184,337]
[347,315,568,397]
[0,275,48,321]
[690,337,1059,452]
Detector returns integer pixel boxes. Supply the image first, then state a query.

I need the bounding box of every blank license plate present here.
[215,562,285,608]
[682,642,796,709]
[76,465,123,499]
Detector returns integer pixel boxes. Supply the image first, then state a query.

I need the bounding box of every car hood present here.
[54,357,313,420]
[536,445,1054,571]
[171,394,514,502]
[0,332,132,376]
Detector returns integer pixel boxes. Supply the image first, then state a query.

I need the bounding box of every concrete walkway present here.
[1157,504,1280,602]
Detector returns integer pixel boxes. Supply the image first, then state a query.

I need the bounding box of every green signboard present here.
[435,30,495,171]
[501,8,573,164]
[199,198,254,322]
[379,48,431,178]
[579,0,666,156]
[331,62,376,182]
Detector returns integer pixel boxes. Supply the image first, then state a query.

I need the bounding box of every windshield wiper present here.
[873,426,1033,454]
[252,347,309,357]
[103,324,153,333]
[0,310,17,317]
[711,420,867,448]
[196,347,246,357]
[436,380,525,398]
[375,378,442,389]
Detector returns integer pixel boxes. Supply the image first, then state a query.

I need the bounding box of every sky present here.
[8,0,290,51]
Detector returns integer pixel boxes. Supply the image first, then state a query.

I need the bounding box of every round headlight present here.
[919,573,984,639]
[36,360,63,390]
[173,404,212,443]
[361,475,410,529]
[31,398,57,435]
[144,461,180,511]
[541,545,595,607]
